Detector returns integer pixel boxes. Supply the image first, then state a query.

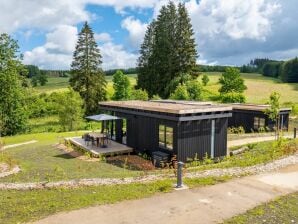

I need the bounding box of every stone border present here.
[0,153,297,190]
[0,164,21,178]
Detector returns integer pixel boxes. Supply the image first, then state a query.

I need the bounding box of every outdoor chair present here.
[83,134,91,146]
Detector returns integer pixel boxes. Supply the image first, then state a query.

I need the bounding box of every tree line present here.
[241,58,298,82]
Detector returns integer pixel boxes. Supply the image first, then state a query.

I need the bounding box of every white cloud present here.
[23,25,78,69]
[94,32,112,43]
[121,17,147,49]
[23,25,137,70]
[0,0,89,33]
[0,0,159,34]
[100,42,138,70]
[186,0,281,41]
[4,0,298,69]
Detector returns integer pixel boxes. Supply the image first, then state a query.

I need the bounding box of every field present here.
[36,73,298,105]
[203,72,298,104]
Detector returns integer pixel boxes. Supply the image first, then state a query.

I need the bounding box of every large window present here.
[159,125,173,150]
[254,117,265,130]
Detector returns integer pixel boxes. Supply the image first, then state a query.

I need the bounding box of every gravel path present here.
[0,153,297,190]
[33,165,298,224]
[227,134,293,148]
[2,140,37,150]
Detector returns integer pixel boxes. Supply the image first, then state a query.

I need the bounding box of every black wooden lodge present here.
[99,100,232,163]
[227,104,291,132]
[99,100,291,164]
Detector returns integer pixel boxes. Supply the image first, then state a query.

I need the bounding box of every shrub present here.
[130,89,149,100]
[170,83,189,100]
[220,92,246,103]
[151,94,161,100]
[186,80,203,100]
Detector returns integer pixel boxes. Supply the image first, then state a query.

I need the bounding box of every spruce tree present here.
[154,2,178,98]
[137,1,198,98]
[137,21,157,97]
[70,22,106,114]
[176,3,197,77]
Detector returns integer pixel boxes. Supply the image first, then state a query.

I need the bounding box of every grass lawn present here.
[224,192,298,224]
[0,176,230,224]
[0,132,141,183]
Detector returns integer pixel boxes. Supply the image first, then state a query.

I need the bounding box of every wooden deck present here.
[67,137,133,157]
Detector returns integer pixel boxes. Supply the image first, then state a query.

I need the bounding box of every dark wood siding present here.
[102,107,230,163]
[229,109,290,132]
[114,112,178,155]
[176,118,228,162]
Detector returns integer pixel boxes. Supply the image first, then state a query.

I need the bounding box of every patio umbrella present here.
[85,114,120,135]
[85,114,120,121]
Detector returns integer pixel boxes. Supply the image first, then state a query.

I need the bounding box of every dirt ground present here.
[32,164,298,224]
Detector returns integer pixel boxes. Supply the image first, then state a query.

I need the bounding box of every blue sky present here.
[1,0,298,70]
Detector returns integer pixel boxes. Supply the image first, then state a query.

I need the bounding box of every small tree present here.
[265,92,281,139]
[202,74,209,86]
[130,89,149,100]
[219,67,247,103]
[112,70,131,100]
[186,80,202,100]
[219,67,247,94]
[170,84,189,100]
[57,88,84,131]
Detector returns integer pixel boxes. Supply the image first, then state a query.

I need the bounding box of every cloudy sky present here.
[1,0,297,70]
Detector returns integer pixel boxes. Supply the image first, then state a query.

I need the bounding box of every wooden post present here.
[176,161,184,188]
[294,128,297,139]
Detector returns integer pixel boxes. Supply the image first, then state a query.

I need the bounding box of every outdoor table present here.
[88,133,107,147]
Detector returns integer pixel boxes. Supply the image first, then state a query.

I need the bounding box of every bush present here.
[220,92,246,103]
[130,89,149,100]
[228,126,245,134]
[186,80,203,100]
[151,94,161,100]
[170,83,189,100]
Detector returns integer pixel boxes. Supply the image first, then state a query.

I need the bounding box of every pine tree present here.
[0,34,28,135]
[70,22,106,114]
